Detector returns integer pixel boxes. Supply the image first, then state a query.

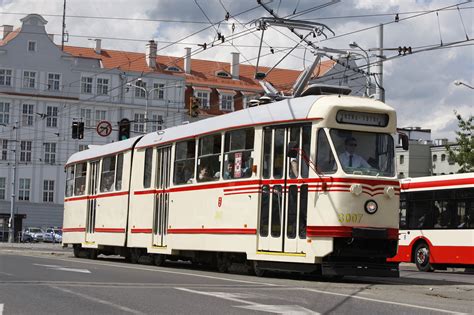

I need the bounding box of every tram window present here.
[143,148,153,188]
[65,165,74,197]
[301,126,311,178]
[329,129,394,176]
[198,134,221,182]
[399,199,407,229]
[115,153,123,191]
[287,185,298,239]
[100,156,116,192]
[271,185,282,237]
[174,140,196,185]
[273,128,285,179]
[456,202,467,228]
[259,185,270,237]
[299,184,308,238]
[223,128,254,179]
[74,163,87,196]
[316,129,337,174]
[262,129,272,179]
[288,128,301,179]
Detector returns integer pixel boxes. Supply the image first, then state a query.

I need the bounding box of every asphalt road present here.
[0,245,473,314]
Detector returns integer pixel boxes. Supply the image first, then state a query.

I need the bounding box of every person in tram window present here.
[198,165,212,182]
[339,137,370,168]
[223,161,234,179]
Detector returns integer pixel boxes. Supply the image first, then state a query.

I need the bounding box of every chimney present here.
[146,40,157,69]
[1,25,13,40]
[94,39,102,54]
[230,52,239,79]
[184,47,191,74]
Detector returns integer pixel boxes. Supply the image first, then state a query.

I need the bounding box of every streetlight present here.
[349,41,371,96]
[454,80,474,90]
[127,78,164,133]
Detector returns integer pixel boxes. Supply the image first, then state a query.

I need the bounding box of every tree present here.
[446,111,473,173]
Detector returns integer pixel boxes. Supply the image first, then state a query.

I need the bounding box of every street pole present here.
[375,23,385,102]
[145,91,149,134]
[8,122,18,243]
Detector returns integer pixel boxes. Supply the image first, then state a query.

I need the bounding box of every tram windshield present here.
[329,129,394,176]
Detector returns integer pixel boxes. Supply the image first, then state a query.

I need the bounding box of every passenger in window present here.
[434,217,447,228]
[224,161,234,179]
[458,215,468,228]
[198,165,212,182]
[339,137,370,168]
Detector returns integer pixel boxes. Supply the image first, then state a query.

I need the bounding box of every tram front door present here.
[85,160,99,243]
[257,125,311,253]
[152,146,171,247]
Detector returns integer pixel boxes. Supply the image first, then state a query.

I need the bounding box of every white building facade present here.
[0,14,185,229]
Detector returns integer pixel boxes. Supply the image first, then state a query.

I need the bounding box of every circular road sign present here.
[96,120,112,137]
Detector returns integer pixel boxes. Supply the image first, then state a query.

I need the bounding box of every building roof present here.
[0,28,20,46]
[62,45,334,93]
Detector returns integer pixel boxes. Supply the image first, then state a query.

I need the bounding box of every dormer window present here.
[216,70,231,78]
[27,40,37,52]
[165,66,181,72]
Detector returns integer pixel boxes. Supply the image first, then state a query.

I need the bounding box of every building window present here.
[18,178,30,201]
[441,154,446,161]
[47,73,61,91]
[195,90,210,108]
[1,139,8,160]
[81,76,93,94]
[448,155,455,165]
[44,143,56,164]
[97,78,109,95]
[46,106,58,127]
[399,155,404,164]
[0,69,12,86]
[23,71,36,89]
[95,110,106,126]
[220,94,234,111]
[27,40,37,52]
[22,104,34,126]
[150,114,163,132]
[79,144,88,151]
[153,83,165,99]
[0,177,5,200]
[81,108,92,127]
[133,113,145,133]
[20,141,32,162]
[432,154,437,162]
[0,101,10,124]
[43,180,54,202]
[134,81,147,98]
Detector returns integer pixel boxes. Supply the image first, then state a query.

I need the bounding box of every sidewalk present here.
[0,242,72,252]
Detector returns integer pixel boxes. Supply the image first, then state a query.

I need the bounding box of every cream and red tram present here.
[63,94,401,277]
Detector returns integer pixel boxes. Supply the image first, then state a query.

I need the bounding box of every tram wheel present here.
[252,261,266,277]
[130,249,140,264]
[154,254,165,266]
[415,243,434,272]
[216,253,230,273]
[88,249,98,260]
[73,245,81,258]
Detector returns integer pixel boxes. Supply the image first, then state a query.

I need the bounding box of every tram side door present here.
[85,160,99,242]
[152,146,171,247]
[258,125,310,253]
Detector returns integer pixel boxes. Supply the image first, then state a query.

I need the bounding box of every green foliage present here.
[446,111,473,173]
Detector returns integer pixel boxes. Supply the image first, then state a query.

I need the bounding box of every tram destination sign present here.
[336,110,389,127]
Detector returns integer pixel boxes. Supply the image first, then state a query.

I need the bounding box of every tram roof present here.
[66,136,142,166]
[136,95,323,149]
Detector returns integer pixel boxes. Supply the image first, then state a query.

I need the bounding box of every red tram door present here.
[85,160,99,243]
[152,146,171,247]
[258,125,311,253]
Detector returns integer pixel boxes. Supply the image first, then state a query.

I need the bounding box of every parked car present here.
[22,227,44,242]
[43,227,62,243]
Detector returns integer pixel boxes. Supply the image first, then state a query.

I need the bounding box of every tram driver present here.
[339,137,370,169]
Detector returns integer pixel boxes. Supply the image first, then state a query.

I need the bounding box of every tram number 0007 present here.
[337,213,363,223]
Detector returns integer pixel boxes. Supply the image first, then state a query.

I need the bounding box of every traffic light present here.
[118,118,130,141]
[189,97,200,117]
[398,46,412,55]
[71,121,84,139]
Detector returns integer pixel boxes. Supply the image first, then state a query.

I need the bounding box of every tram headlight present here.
[364,200,378,214]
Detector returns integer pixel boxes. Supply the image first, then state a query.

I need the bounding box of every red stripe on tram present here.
[95,228,125,233]
[62,227,86,233]
[307,226,399,239]
[167,228,257,235]
[130,228,153,234]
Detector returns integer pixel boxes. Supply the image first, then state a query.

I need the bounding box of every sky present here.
[0,0,472,141]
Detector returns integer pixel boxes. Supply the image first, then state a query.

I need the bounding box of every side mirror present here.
[399,133,409,151]
[287,141,299,158]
